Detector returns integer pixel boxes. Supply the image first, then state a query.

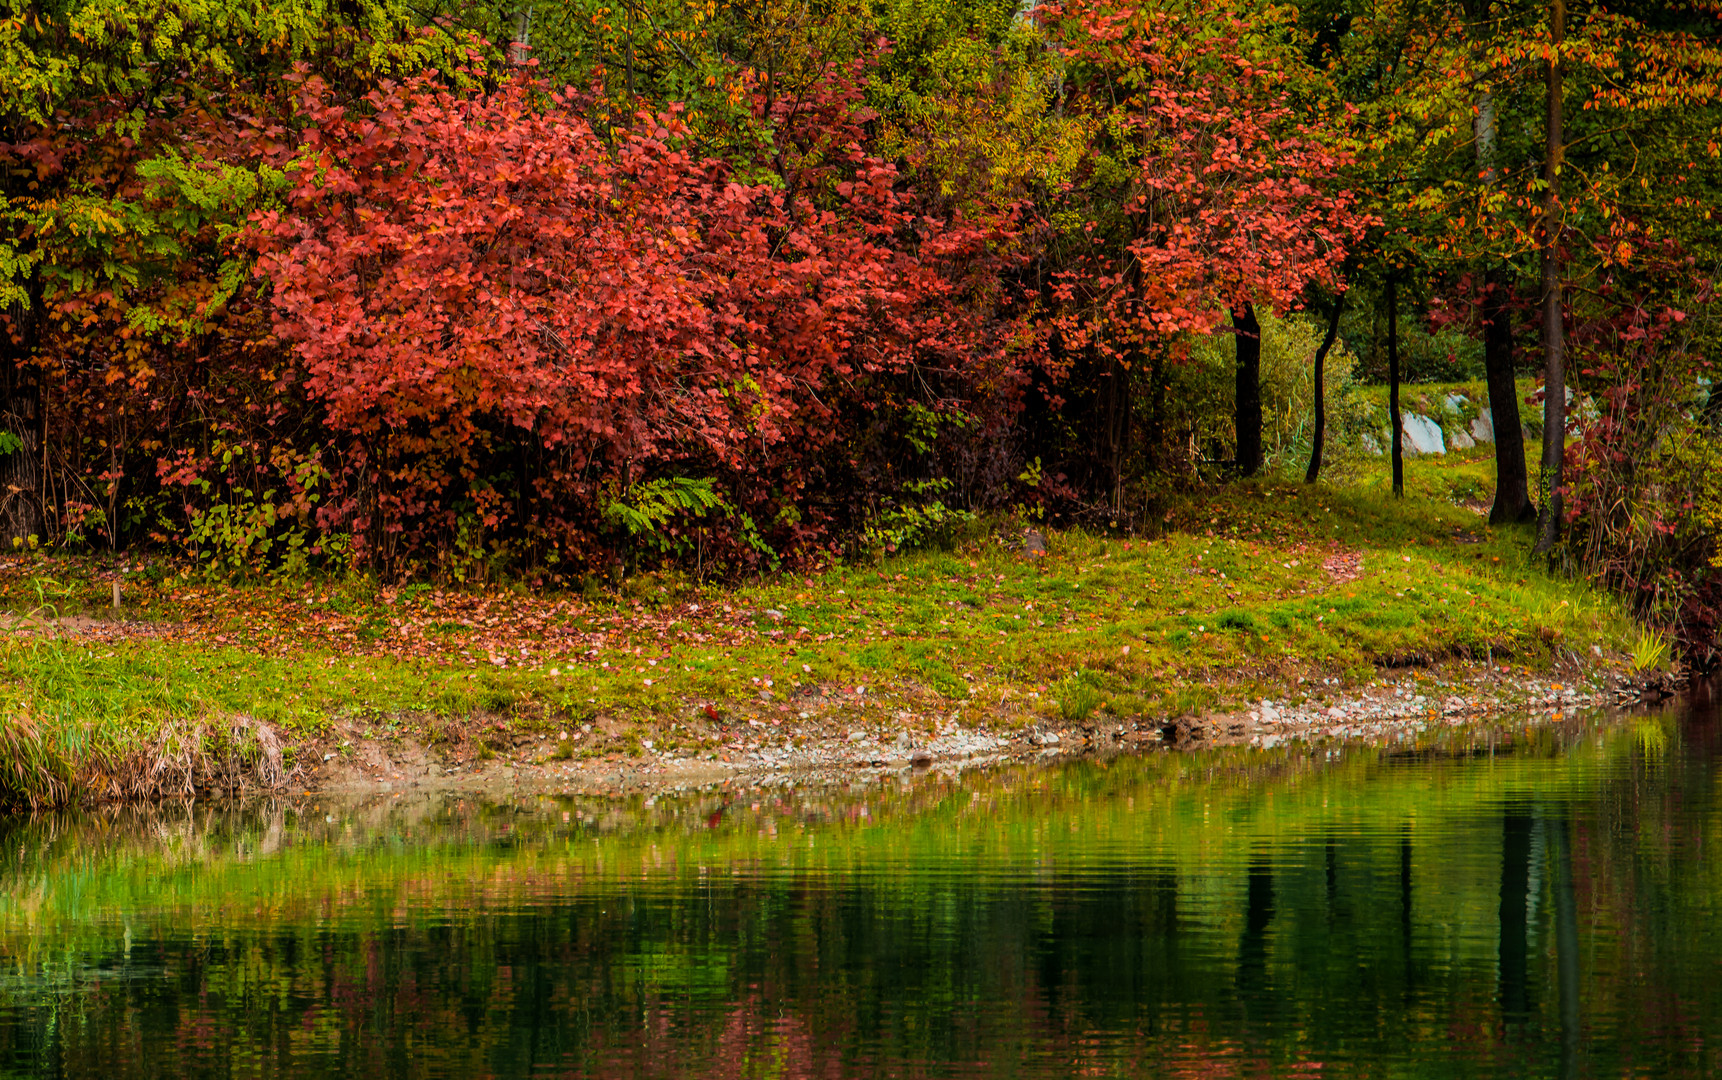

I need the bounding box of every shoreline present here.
[295,659,1626,801]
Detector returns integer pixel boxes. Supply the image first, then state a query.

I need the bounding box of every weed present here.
[1057,671,1104,723]
[1630,626,1671,675]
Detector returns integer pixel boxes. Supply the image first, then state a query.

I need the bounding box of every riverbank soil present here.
[0,472,1645,804]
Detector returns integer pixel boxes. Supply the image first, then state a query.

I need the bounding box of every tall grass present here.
[0,634,288,809]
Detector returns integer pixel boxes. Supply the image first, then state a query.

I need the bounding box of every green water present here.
[1,697,1719,1078]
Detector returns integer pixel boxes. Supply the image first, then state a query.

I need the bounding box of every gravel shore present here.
[299,661,1628,800]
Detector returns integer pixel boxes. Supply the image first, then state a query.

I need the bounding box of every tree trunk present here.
[510,6,533,66]
[1305,296,1345,484]
[1485,273,1536,524]
[1388,277,1403,497]
[1535,0,1567,555]
[625,4,636,95]
[1466,17,1537,527]
[1105,352,1132,512]
[1146,346,1167,473]
[1233,303,1262,477]
[0,291,45,543]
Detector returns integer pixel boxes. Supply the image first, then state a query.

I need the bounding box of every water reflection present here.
[0,691,1718,1078]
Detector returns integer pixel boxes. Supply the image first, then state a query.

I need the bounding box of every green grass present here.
[0,462,1639,806]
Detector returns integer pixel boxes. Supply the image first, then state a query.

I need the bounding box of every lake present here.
[1,691,1717,1078]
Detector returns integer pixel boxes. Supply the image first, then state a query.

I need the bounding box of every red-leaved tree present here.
[1033,0,1368,489]
[248,67,1028,573]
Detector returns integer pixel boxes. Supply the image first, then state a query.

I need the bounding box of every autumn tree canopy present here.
[2,0,1720,644]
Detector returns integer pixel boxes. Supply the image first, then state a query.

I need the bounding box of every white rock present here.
[1450,429,1475,450]
[1470,410,1495,443]
[1400,414,1446,455]
[1443,393,1469,414]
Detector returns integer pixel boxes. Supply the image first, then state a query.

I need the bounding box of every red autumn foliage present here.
[1040,0,1368,355]
[246,67,1031,571]
[1557,236,1720,658]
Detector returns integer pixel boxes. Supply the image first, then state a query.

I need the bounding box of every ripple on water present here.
[0,703,1718,1078]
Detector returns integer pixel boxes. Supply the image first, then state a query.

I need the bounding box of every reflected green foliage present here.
[1,704,1719,1076]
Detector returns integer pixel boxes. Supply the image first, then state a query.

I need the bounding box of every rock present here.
[1470,410,1495,443]
[1029,732,1062,747]
[1442,393,1469,414]
[895,731,913,750]
[1450,429,1475,451]
[1360,432,1384,456]
[1259,700,1278,724]
[1022,530,1048,558]
[909,749,933,768]
[848,730,866,742]
[1400,414,1446,455]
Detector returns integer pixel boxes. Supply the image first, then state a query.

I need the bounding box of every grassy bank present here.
[0,463,1640,807]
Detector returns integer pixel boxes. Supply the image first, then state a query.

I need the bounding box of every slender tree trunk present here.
[1388,277,1403,497]
[1535,0,1567,555]
[1467,23,1537,526]
[1233,303,1262,477]
[1305,296,1345,484]
[625,4,636,95]
[1107,352,1133,512]
[510,5,533,66]
[1485,273,1536,523]
[1146,346,1167,472]
[0,288,45,543]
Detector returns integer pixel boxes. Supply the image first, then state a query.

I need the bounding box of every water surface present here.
[2,697,1719,1078]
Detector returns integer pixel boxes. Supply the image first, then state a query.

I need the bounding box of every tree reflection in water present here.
[0,697,1718,1078]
